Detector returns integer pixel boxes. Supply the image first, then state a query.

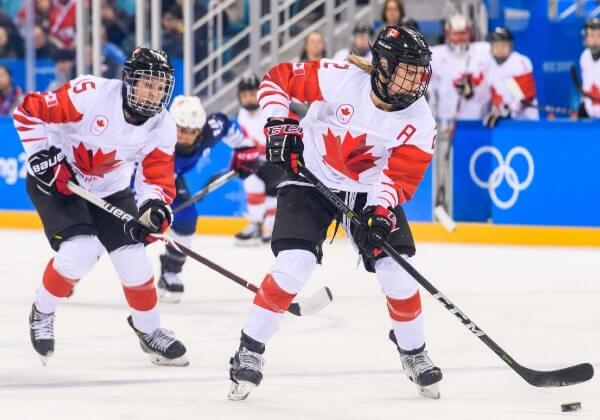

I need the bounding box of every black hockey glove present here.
[28,146,76,196]
[354,205,397,256]
[124,199,173,244]
[264,118,304,175]
[454,75,474,99]
[231,146,260,179]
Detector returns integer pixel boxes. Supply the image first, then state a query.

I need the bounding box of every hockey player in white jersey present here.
[428,14,491,223]
[234,76,284,244]
[578,18,600,118]
[483,27,539,128]
[227,26,442,401]
[13,47,188,366]
[429,14,492,121]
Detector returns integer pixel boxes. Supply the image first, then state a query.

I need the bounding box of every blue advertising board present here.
[453,119,600,227]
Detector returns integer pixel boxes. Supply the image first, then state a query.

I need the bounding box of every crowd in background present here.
[0,0,597,122]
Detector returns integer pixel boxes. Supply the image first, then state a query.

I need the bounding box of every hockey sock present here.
[36,258,79,313]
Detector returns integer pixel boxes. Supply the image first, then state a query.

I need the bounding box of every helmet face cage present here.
[124,68,174,118]
[371,26,432,110]
[373,57,431,109]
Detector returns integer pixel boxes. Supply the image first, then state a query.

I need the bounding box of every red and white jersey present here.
[13,75,176,205]
[237,107,268,155]
[429,42,492,120]
[488,51,539,120]
[258,59,435,208]
[579,49,600,118]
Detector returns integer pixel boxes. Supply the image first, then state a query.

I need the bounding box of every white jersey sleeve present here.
[13,75,104,157]
[257,59,358,118]
[133,113,177,205]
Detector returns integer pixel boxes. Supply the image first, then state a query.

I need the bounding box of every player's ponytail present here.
[347,54,373,74]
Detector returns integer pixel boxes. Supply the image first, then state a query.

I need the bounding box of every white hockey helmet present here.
[445,14,471,53]
[169,95,207,130]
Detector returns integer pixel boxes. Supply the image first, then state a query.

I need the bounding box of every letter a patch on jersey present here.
[322,129,378,180]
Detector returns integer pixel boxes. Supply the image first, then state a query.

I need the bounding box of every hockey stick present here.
[66,181,333,317]
[505,78,575,115]
[173,170,237,213]
[298,164,594,387]
[433,122,457,233]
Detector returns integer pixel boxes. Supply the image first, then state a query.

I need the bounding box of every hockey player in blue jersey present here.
[158,95,259,302]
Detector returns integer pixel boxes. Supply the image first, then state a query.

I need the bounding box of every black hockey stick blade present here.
[287,287,333,316]
[516,362,594,387]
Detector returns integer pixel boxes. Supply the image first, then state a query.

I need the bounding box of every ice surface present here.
[0,229,598,420]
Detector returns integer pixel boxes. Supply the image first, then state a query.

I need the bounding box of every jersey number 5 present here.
[73,80,96,94]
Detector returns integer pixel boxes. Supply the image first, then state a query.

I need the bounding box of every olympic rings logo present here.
[469,146,535,210]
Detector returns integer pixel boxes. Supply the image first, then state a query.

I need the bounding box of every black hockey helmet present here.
[122,47,175,119]
[487,27,514,43]
[370,25,432,110]
[238,75,260,93]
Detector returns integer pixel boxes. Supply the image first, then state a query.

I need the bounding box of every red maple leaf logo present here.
[589,84,600,106]
[341,107,351,116]
[72,142,121,178]
[96,119,105,127]
[322,129,378,180]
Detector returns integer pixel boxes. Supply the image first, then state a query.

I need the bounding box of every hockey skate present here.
[389,330,443,399]
[127,316,189,366]
[234,222,262,246]
[158,272,184,303]
[228,332,266,401]
[29,304,55,366]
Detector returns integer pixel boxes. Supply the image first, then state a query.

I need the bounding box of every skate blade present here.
[228,381,256,401]
[39,351,53,366]
[418,383,440,399]
[158,289,182,303]
[234,237,262,247]
[148,353,189,367]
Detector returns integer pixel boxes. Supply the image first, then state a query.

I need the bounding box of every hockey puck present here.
[561,402,582,412]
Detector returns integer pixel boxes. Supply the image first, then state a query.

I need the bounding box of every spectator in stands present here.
[47,0,76,50]
[299,31,326,61]
[16,0,52,34]
[161,8,183,58]
[0,65,22,115]
[34,24,58,59]
[102,0,130,48]
[100,26,126,65]
[375,0,419,32]
[0,24,22,58]
[333,24,373,61]
[45,48,74,91]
